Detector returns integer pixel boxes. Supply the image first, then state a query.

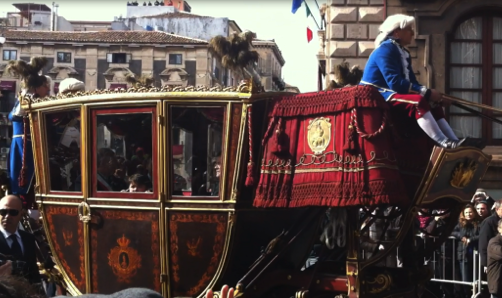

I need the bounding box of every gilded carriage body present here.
[21,81,492,298]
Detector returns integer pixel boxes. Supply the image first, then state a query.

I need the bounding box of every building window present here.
[57,52,72,63]
[169,54,182,65]
[2,50,17,61]
[106,53,131,64]
[449,15,502,145]
[214,67,220,81]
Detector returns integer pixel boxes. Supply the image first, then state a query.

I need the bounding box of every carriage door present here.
[40,108,86,295]
[87,106,161,294]
[166,106,231,297]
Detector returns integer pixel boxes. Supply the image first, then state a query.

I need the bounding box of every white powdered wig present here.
[59,78,85,94]
[374,14,415,47]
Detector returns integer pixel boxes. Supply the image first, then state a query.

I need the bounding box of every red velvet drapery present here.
[254,85,410,208]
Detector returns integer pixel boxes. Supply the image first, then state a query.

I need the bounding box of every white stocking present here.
[416,112,449,145]
[437,118,459,141]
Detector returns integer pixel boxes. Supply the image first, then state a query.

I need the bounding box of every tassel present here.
[343,109,357,153]
[343,123,356,153]
[272,118,289,154]
[245,107,255,187]
[18,116,29,188]
[245,162,255,187]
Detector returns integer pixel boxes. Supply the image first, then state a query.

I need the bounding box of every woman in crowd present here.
[451,204,481,298]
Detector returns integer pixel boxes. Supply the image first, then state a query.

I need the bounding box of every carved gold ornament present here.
[367,273,392,294]
[108,235,142,283]
[20,80,257,105]
[450,159,478,189]
[307,117,332,155]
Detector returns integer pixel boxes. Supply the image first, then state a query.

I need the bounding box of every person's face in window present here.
[214,157,221,178]
[129,182,146,193]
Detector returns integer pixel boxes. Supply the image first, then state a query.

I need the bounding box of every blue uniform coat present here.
[360,38,427,101]
[8,99,34,195]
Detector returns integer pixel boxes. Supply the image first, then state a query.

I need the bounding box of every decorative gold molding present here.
[20,80,258,105]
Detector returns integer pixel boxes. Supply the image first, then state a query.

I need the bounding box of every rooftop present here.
[4,30,208,45]
[253,39,286,66]
[69,20,113,25]
[141,11,214,19]
[12,3,51,12]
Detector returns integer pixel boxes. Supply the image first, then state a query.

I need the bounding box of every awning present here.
[53,82,60,94]
[109,83,127,90]
[0,81,16,92]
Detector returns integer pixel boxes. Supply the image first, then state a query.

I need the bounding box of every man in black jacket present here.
[487,219,502,298]
[480,200,502,272]
[0,195,41,284]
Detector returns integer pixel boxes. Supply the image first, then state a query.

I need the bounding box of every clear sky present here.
[0,1,321,92]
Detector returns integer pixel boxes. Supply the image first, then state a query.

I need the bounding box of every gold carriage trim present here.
[367,273,393,294]
[108,235,142,284]
[20,80,258,104]
[294,164,399,174]
[295,150,397,167]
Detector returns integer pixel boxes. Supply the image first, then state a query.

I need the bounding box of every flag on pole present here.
[292,0,303,14]
[307,27,313,43]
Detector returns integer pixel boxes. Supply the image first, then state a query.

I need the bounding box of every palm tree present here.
[325,61,363,90]
[125,74,154,88]
[208,31,260,86]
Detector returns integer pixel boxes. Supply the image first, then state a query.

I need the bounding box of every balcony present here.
[272,75,285,91]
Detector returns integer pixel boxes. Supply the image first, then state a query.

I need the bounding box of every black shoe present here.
[461,137,486,149]
[441,138,467,149]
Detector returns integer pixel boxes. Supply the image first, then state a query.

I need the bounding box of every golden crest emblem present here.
[62,229,73,246]
[307,117,332,155]
[108,235,142,283]
[450,159,478,189]
[187,237,202,257]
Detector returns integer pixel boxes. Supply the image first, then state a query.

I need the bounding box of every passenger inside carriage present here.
[93,112,154,193]
[121,173,151,193]
[45,110,82,192]
[171,107,223,197]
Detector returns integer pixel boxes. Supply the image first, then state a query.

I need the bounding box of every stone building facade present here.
[254,39,286,91]
[0,29,250,171]
[0,30,244,92]
[318,0,502,197]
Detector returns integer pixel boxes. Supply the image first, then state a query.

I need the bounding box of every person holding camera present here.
[0,195,41,284]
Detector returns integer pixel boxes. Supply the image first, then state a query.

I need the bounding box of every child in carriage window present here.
[122,173,152,193]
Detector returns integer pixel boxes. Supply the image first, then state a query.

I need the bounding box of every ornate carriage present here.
[20,81,491,298]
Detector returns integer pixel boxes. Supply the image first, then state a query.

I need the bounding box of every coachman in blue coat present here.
[5,57,51,208]
[360,14,465,149]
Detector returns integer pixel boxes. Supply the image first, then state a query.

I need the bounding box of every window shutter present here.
[126,54,132,63]
[106,53,113,63]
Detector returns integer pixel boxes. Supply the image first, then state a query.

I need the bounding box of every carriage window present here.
[94,110,154,193]
[45,110,81,192]
[171,107,224,197]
